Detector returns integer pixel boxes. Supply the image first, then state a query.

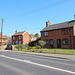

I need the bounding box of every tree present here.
[35,33,39,38]
[38,40,45,48]
[7,37,12,44]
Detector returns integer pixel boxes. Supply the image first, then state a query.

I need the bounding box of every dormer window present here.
[44,32,48,36]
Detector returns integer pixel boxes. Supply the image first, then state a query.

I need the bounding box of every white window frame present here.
[44,32,48,36]
[19,36,21,39]
[19,41,21,45]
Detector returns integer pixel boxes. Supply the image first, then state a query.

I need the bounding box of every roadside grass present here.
[13,48,75,55]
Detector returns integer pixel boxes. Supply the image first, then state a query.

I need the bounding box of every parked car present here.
[6,44,12,50]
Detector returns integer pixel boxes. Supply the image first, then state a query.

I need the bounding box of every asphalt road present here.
[0,51,75,75]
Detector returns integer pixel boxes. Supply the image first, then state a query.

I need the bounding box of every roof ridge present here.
[12,31,25,36]
[41,20,75,32]
[50,20,75,26]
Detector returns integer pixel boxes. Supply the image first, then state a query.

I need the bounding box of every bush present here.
[38,40,45,48]
[29,46,36,49]
[15,45,23,51]
[29,46,41,49]
[19,45,23,51]
[23,44,29,51]
[36,46,41,49]
[15,45,19,51]
[32,46,36,49]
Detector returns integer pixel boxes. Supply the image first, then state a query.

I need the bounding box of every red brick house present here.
[12,30,30,45]
[0,34,8,45]
[41,20,75,49]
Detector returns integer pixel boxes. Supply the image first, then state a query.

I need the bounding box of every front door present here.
[57,39,61,48]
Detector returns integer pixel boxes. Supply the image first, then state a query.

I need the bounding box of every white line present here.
[0,55,75,74]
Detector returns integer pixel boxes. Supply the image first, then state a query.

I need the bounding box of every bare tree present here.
[7,37,12,44]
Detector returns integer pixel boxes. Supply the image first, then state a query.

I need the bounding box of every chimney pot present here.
[46,20,50,27]
[15,30,17,33]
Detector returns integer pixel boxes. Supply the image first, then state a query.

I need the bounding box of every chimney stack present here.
[46,20,50,27]
[15,30,17,33]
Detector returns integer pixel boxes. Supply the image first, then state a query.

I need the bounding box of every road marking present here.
[0,55,75,74]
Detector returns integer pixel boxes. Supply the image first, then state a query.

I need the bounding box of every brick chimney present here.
[46,21,50,27]
[15,30,17,33]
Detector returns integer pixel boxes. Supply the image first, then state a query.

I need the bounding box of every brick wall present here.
[12,35,23,45]
[0,38,8,45]
[23,32,30,44]
[73,24,75,35]
[41,27,74,48]
[74,36,75,48]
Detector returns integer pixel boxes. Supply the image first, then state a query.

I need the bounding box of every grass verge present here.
[13,48,75,55]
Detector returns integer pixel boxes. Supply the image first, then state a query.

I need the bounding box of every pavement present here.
[0,49,75,61]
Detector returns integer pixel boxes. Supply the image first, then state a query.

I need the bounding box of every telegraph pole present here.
[74,15,75,20]
[1,19,3,49]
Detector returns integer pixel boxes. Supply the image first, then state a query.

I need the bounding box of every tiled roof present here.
[41,20,75,32]
[31,38,41,42]
[12,31,25,36]
[30,34,35,37]
[0,35,8,39]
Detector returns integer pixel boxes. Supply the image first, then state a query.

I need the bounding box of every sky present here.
[0,0,75,37]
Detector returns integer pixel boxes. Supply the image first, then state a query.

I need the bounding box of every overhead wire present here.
[2,0,71,33]
[4,0,70,20]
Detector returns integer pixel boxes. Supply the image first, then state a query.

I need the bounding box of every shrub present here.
[23,44,29,50]
[38,40,45,48]
[30,46,36,49]
[32,46,36,49]
[36,46,41,49]
[15,45,23,51]
[19,45,23,51]
[15,45,19,51]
